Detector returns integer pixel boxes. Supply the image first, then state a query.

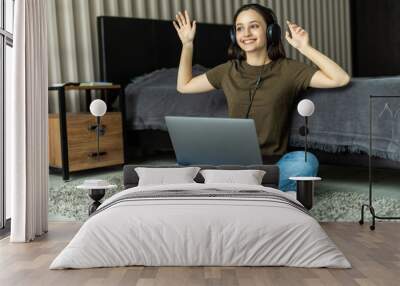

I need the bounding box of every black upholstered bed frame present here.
[97,16,230,85]
[123,165,280,190]
[97,16,231,160]
[98,16,230,86]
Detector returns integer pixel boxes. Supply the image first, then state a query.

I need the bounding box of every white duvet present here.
[50,183,351,269]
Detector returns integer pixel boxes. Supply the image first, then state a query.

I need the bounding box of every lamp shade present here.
[89,99,107,117]
[297,99,315,117]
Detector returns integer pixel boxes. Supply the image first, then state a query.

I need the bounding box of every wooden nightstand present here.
[48,84,127,180]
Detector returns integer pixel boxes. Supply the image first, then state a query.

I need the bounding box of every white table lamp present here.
[90,99,107,117]
[297,99,315,162]
[89,99,107,159]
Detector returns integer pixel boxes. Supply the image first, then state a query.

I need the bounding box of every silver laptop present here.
[165,116,263,165]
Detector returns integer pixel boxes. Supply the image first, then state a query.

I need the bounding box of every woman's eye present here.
[251,24,259,29]
[236,27,243,32]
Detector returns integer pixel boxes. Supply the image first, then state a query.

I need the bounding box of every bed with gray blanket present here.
[290,76,400,162]
[125,68,400,163]
[124,65,228,130]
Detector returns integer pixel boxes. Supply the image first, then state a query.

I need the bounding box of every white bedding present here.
[50,183,350,269]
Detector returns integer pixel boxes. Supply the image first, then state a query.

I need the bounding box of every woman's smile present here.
[241,38,257,45]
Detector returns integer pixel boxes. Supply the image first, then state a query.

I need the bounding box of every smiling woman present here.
[173,3,350,192]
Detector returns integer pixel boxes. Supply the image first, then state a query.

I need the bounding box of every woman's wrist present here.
[182,42,194,48]
[297,44,313,55]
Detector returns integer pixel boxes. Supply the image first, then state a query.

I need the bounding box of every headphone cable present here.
[245,62,267,118]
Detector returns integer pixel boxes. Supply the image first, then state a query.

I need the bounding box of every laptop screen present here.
[165,116,263,165]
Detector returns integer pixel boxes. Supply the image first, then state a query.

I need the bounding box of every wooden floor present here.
[0,222,399,286]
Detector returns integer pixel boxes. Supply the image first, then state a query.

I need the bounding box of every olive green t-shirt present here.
[206,58,318,156]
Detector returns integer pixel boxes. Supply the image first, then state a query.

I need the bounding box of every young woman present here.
[172,4,350,191]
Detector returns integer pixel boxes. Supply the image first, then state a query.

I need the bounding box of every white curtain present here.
[8,0,48,242]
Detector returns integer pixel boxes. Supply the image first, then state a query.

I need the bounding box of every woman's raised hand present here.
[173,10,196,46]
[285,20,310,50]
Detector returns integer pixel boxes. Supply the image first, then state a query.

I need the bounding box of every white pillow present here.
[135,167,200,186]
[200,169,266,185]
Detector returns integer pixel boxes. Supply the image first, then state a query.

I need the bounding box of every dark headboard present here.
[123,165,280,190]
[97,16,231,86]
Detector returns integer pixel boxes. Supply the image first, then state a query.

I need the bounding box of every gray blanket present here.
[290,76,400,161]
[125,65,228,130]
[125,68,400,161]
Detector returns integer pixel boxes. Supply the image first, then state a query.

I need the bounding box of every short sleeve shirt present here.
[206,58,318,155]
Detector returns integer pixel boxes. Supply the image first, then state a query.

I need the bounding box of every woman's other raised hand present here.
[173,10,196,46]
[285,20,310,51]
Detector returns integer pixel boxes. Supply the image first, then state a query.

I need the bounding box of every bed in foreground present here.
[50,165,350,269]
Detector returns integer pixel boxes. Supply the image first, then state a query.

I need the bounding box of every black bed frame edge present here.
[123,164,280,190]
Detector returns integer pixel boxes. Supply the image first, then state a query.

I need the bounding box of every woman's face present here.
[235,9,268,53]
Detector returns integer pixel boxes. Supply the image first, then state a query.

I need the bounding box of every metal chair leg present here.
[359,204,366,225]
[370,206,376,231]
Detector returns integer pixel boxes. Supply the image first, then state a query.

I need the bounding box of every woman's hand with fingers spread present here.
[173,10,196,46]
[285,20,310,50]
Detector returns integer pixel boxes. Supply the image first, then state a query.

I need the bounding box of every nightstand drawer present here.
[49,112,124,171]
[68,139,123,171]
